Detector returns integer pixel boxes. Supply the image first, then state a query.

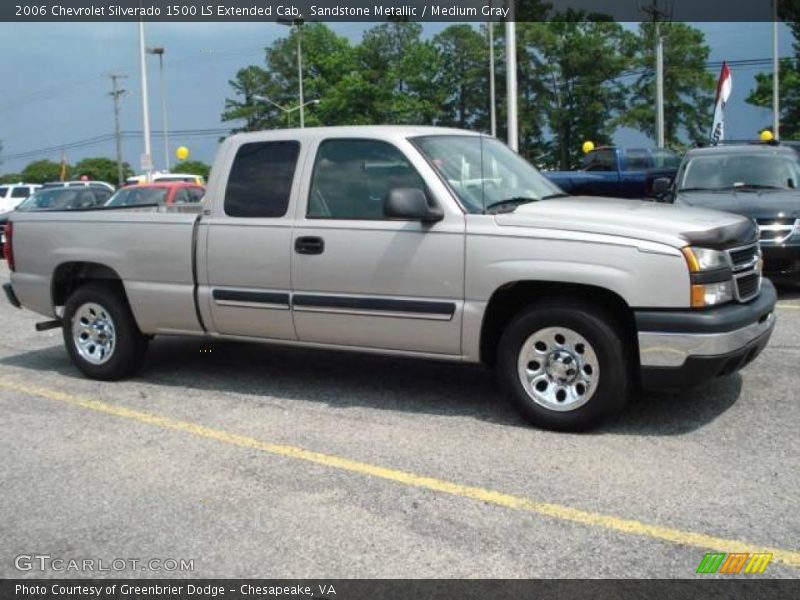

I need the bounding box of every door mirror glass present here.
[384,188,443,222]
[651,177,672,196]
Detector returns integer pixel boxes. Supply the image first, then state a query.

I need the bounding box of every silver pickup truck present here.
[3,126,777,430]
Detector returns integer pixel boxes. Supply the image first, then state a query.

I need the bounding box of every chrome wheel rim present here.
[72,302,116,365]
[517,326,599,412]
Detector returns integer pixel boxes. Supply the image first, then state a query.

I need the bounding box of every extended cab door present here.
[198,138,303,339]
[290,137,465,356]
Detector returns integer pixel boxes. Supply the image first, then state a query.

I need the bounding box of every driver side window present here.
[307,139,426,220]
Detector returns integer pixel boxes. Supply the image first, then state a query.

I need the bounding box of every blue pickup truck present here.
[544,147,680,199]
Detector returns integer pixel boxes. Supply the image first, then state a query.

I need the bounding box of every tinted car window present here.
[308,139,425,220]
[18,188,81,210]
[107,187,169,207]
[625,149,652,170]
[173,188,190,204]
[224,141,300,218]
[187,187,205,203]
[0,187,8,198]
[583,150,617,172]
[11,187,30,198]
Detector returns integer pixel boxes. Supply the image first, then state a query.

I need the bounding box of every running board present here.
[35,320,62,332]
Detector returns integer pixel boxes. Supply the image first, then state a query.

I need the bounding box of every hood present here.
[494,196,757,249]
[676,189,800,221]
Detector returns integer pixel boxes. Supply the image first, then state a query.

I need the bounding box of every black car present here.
[658,144,800,282]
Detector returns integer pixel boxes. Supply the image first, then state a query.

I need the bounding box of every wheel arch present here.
[479,280,638,367]
[51,261,126,310]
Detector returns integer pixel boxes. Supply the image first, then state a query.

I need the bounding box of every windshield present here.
[106,187,169,207]
[412,135,564,214]
[16,188,102,211]
[680,153,800,192]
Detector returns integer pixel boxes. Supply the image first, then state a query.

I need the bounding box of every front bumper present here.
[637,279,777,389]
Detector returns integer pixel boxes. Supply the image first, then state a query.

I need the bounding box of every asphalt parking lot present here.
[0,261,798,579]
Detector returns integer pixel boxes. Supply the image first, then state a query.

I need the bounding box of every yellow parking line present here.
[777,303,800,310]
[1,378,799,569]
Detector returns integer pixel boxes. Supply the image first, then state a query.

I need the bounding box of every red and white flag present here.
[710,61,732,145]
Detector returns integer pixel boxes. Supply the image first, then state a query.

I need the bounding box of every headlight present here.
[682,246,734,308]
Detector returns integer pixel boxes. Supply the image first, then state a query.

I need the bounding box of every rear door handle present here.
[295,236,325,255]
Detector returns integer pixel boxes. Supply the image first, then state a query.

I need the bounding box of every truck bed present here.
[9,206,204,335]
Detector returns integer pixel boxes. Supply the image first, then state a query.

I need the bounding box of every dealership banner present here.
[3,579,800,600]
[1,0,774,22]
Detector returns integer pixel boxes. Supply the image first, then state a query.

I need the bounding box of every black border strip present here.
[292,294,456,317]
[212,289,290,306]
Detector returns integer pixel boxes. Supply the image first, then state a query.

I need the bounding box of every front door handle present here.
[295,236,325,255]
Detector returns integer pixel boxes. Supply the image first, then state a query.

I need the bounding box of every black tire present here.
[62,282,148,380]
[497,301,631,431]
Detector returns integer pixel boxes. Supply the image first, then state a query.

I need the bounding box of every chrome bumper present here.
[639,312,776,368]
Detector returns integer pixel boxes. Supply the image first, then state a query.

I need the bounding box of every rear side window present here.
[11,187,29,198]
[224,141,300,218]
[0,187,8,198]
[583,150,617,172]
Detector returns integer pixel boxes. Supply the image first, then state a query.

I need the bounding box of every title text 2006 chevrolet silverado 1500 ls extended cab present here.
[2,127,776,430]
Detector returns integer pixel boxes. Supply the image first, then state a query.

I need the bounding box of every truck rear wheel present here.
[497,302,630,431]
[62,282,148,380]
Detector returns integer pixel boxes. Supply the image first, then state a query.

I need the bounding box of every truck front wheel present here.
[62,282,148,380]
[497,302,630,431]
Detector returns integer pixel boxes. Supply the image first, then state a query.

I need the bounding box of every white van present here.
[0,183,41,215]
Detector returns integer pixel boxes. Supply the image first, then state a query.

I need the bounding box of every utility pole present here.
[643,0,669,148]
[773,0,780,139]
[107,73,128,187]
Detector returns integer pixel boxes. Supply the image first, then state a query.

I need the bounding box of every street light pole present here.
[253,95,319,128]
[655,22,665,148]
[278,19,306,127]
[488,20,497,138]
[137,19,153,181]
[505,19,518,152]
[147,46,169,171]
[773,0,781,139]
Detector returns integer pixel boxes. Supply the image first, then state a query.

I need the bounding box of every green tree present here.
[176,160,211,179]
[221,24,356,131]
[0,173,22,184]
[73,157,132,184]
[619,22,714,147]
[515,18,637,169]
[432,25,488,129]
[21,159,68,184]
[747,7,800,139]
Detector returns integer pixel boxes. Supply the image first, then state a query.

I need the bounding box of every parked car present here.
[106,182,205,207]
[0,185,112,245]
[42,180,116,192]
[544,146,680,199]
[2,127,775,430]
[124,172,205,187]
[656,144,800,283]
[0,183,41,216]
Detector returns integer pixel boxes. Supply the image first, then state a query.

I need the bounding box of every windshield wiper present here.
[484,197,538,214]
[721,184,786,191]
[678,187,721,192]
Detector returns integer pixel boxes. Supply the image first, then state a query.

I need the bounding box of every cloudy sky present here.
[0,21,792,175]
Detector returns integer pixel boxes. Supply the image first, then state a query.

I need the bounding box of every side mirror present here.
[384,188,444,223]
[651,177,672,196]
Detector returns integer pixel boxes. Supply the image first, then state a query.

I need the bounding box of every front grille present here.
[757,218,798,244]
[726,243,762,303]
[735,272,760,302]
[728,244,760,271]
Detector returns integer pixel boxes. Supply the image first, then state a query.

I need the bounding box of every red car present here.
[105,182,205,207]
